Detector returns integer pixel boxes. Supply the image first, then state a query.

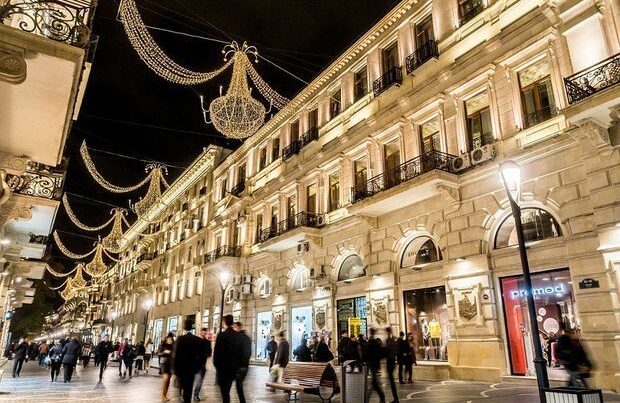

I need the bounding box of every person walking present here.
[293,338,312,362]
[48,341,63,382]
[61,336,81,383]
[338,331,360,365]
[38,341,49,366]
[265,335,277,368]
[81,342,92,368]
[96,336,113,382]
[367,328,386,403]
[385,327,400,403]
[556,333,593,388]
[135,341,146,375]
[314,335,334,362]
[12,338,28,377]
[159,334,175,401]
[213,315,242,403]
[273,331,290,383]
[144,338,154,374]
[173,319,202,403]
[397,331,408,384]
[117,339,128,378]
[404,333,417,383]
[192,328,212,401]
[233,322,251,403]
[122,342,136,379]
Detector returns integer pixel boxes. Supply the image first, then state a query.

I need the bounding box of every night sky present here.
[47,0,399,295]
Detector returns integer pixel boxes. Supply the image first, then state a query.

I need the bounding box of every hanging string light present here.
[68,264,88,289]
[53,231,98,260]
[46,264,79,278]
[130,163,167,217]
[101,209,127,253]
[84,244,110,278]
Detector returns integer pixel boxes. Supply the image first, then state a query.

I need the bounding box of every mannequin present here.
[429,318,441,360]
[420,316,431,360]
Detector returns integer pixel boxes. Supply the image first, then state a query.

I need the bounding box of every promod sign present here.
[510,283,566,299]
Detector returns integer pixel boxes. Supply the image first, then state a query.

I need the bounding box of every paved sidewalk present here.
[0,360,618,402]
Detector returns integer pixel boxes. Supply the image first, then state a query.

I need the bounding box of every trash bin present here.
[341,360,367,403]
[543,387,603,403]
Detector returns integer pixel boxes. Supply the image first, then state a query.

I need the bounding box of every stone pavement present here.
[0,360,618,403]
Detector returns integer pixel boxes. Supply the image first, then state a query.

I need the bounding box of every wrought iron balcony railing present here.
[230,181,245,197]
[136,253,155,265]
[28,234,48,244]
[300,127,319,148]
[406,40,439,74]
[373,66,403,97]
[522,105,558,129]
[203,245,242,264]
[282,127,318,162]
[282,139,301,161]
[0,0,96,48]
[459,2,485,26]
[470,132,495,149]
[564,53,620,105]
[258,211,324,243]
[5,162,64,200]
[351,150,457,204]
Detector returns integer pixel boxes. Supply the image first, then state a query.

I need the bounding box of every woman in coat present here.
[48,341,63,382]
[61,336,81,383]
[158,334,174,401]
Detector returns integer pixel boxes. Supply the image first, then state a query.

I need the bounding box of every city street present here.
[1,360,619,403]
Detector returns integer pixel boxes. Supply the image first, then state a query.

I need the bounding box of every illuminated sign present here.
[510,283,566,299]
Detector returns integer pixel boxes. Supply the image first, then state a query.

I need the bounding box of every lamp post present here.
[499,160,549,400]
[217,271,230,333]
[142,298,154,342]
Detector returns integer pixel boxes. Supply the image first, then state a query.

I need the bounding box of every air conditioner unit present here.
[242,274,252,284]
[316,215,326,226]
[452,153,471,172]
[470,144,496,165]
[232,275,242,286]
[241,283,252,295]
[297,241,310,254]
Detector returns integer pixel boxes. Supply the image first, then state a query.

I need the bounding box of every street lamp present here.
[141,298,154,342]
[499,160,549,399]
[217,271,230,333]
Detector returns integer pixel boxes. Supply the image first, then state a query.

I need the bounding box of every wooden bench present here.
[266,361,340,402]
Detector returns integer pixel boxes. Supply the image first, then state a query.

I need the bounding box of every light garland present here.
[101,209,127,253]
[47,278,70,290]
[131,164,166,217]
[84,244,109,278]
[53,231,97,260]
[246,61,289,109]
[62,194,123,231]
[46,264,79,278]
[68,264,87,289]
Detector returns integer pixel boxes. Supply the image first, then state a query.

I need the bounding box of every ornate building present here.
[101,0,620,391]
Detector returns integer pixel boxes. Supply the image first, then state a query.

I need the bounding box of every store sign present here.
[578,278,599,289]
[401,242,418,268]
[510,283,566,299]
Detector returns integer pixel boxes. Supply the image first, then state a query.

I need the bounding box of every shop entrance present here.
[403,286,448,361]
[290,306,312,353]
[337,296,367,337]
[500,268,579,377]
[255,311,272,360]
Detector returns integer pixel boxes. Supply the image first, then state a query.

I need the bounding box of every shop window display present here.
[167,316,178,336]
[495,208,561,249]
[403,286,448,361]
[291,306,313,355]
[337,296,367,337]
[501,269,579,376]
[338,254,366,281]
[255,311,272,360]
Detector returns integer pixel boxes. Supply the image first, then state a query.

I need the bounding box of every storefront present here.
[336,296,367,337]
[290,305,312,351]
[167,316,178,337]
[255,311,272,360]
[500,268,579,376]
[403,286,449,361]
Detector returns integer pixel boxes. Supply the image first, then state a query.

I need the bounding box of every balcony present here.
[230,181,246,197]
[259,211,324,244]
[351,150,457,209]
[459,2,485,26]
[564,53,620,105]
[5,161,64,200]
[373,66,403,97]
[405,40,439,75]
[282,127,319,161]
[203,245,242,264]
[0,0,96,48]
[522,105,558,129]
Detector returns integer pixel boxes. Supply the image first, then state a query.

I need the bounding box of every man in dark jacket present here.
[12,338,28,377]
[214,315,242,403]
[192,327,212,401]
[265,336,277,368]
[385,327,399,403]
[233,321,252,403]
[338,331,360,364]
[367,328,386,403]
[314,335,334,362]
[173,319,203,403]
[293,338,312,362]
[61,336,81,383]
[397,331,408,384]
[96,335,113,382]
[274,331,290,370]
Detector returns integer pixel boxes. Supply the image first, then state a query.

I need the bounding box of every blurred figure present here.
[366,328,386,403]
[61,336,81,383]
[397,331,408,384]
[357,333,368,363]
[135,341,146,375]
[265,335,277,368]
[213,315,241,403]
[173,319,202,403]
[385,327,399,403]
[404,333,417,383]
[338,331,360,364]
[12,338,28,377]
[159,334,175,401]
[556,333,592,388]
[81,341,92,368]
[233,321,251,403]
[144,338,154,374]
[48,341,63,382]
[273,331,290,383]
[38,340,49,366]
[192,328,212,401]
[309,335,318,360]
[96,335,113,382]
[293,338,312,362]
[314,335,334,362]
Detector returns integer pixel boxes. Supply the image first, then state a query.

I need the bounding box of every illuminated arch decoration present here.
[337,254,366,281]
[494,207,562,249]
[290,264,311,291]
[400,236,443,268]
[257,275,272,298]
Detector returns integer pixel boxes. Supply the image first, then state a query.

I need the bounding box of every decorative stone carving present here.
[436,183,460,208]
[453,283,485,326]
[314,303,327,329]
[371,296,388,325]
[272,309,283,331]
[0,52,26,84]
[0,200,32,227]
[458,294,477,321]
[580,121,610,149]
[0,153,28,175]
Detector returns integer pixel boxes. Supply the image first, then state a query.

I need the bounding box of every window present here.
[403,286,448,361]
[176,279,182,301]
[232,224,239,247]
[458,0,485,25]
[328,172,340,212]
[287,195,296,219]
[354,66,368,101]
[255,213,263,243]
[187,246,192,262]
[495,208,561,249]
[415,16,435,49]
[384,141,401,187]
[194,272,201,295]
[308,108,318,130]
[338,254,366,281]
[401,236,443,268]
[290,120,300,143]
[465,92,493,150]
[292,266,310,290]
[306,183,317,213]
[272,137,280,161]
[519,59,557,129]
[258,277,272,297]
[221,177,227,199]
[329,89,341,119]
[258,147,267,171]
[185,277,190,297]
[421,118,441,154]
[270,205,278,230]
[237,163,246,183]
[354,159,368,190]
[383,42,399,72]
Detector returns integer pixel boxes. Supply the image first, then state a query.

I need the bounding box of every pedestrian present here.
[173,319,202,403]
[144,338,154,374]
[38,341,49,366]
[404,333,416,383]
[367,328,386,403]
[12,338,28,377]
[556,333,592,388]
[117,339,127,378]
[135,341,146,375]
[273,331,290,383]
[192,328,212,401]
[357,333,368,362]
[265,335,277,368]
[309,335,318,360]
[337,331,360,364]
[233,321,251,403]
[397,331,408,384]
[118,338,134,379]
[61,336,81,383]
[48,341,63,382]
[384,327,400,403]
[314,334,334,362]
[81,342,92,368]
[159,334,175,401]
[293,338,312,362]
[213,315,241,403]
[96,335,113,382]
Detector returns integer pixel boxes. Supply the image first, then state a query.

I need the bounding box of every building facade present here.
[101,0,620,392]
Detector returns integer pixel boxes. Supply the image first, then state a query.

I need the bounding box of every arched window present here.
[292,266,310,290]
[338,254,366,281]
[258,277,272,297]
[495,208,561,249]
[401,236,442,268]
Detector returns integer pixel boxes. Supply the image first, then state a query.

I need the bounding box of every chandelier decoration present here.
[118,0,289,139]
[52,233,118,278]
[60,264,89,301]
